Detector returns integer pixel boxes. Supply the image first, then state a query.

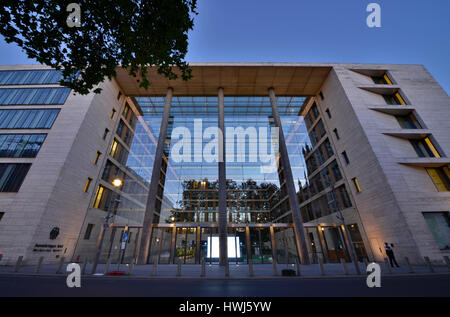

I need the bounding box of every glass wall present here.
[0,163,31,192]
[0,70,63,85]
[0,88,70,105]
[0,134,46,158]
[0,109,60,129]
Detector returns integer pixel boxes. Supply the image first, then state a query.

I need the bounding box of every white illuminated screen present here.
[207,237,240,258]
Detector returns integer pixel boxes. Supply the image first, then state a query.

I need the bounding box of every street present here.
[0,273,449,297]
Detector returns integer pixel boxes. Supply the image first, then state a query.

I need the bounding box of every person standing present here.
[385,242,400,267]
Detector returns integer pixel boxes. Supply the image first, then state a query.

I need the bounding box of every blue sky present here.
[1,0,449,94]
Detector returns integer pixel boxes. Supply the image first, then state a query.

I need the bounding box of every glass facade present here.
[76,94,366,265]
[0,134,46,157]
[0,88,70,105]
[0,70,63,85]
[0,109,60,129]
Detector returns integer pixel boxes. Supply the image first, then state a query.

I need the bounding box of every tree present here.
[0,0,198,94]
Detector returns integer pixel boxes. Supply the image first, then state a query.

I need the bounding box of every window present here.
[372,74,393,85]
[0,212,4,222]
[410,137,441,158]
[423,212,450,250]
[342,151,350,165]
[0,70,63,85]
[103,128,109,140]
[83,178,92,192]
[0,109,59,129]
[426,167,450,191]
[110,108,116,119]
[0,134,46,158]
[383,92,406,105]
[122,102,130,118]
[84,224,95,240]
[117,91,122,100]
[0,88,70,105]
[319,92,324,100]
[396,113,422,129]
[0,163,31,192]
[325,108,331,119]
[94,151,101,164]
[352,177,361,192]
[92,185,105,208]
[333,128,340,140]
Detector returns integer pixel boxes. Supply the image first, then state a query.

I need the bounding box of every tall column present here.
[268,88,310,264]
[317,225,329,263]
[218,87,228,266]
[137,87,173,264]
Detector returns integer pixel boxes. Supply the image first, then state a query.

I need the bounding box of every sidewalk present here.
[1,261,449,279]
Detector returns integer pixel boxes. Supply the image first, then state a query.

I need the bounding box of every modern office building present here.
[0,63,448,267]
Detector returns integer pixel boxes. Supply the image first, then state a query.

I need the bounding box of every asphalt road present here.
[0,274,449,297]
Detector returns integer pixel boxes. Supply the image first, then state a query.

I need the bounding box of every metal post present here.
[34,256,44,274]
[170,226,176,264]
[272,259,278,276]
[444,256,450,271]
[201,259,206,277]
[268,88,309,264]
[424,256,435,273]
[384,258,392,274]
[128,258,135,275]
[218,87,228,266]
[56,256,65,274]
[104,257,111,275]
[245,226,252,264]
[318,257,325,276]
[295,258,301,276]
[340,258,349,275]
[248,257,254,277]
[81,258,88,275]
[196,226,201,264]
[13,256,23,273]
[177,259,182,277]
[152,259,158,276]
[405,257,414,273]
[137,87,173,264]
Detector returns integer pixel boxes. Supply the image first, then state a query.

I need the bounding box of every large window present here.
[0,163,31,192]
[0,88,70,105]
[396,113,422,129]
[383,92,406,105]
[426,166,450,192]
[410,137,441,158]
[0,134,46,157]
[0,70,62,85]
[0,109,59,129]
[423,212,450,250]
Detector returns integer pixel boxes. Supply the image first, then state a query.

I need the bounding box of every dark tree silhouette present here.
[0,0,198,94]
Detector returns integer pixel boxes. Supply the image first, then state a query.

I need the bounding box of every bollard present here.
[424,256,435,273]
[35,256,44,273]
[318,257,325,276]
[295,258,301,276]
[404,257,414,273]
[81,258,88,275]
[128,258,135,275]
[56,256,65,274]
[443,256,450,271]
[104,257,111,275]
[248,258,254,277]
[201,259,205,277]
[340,258,349,275]
[225,260,229,278]
[152,260,158,276]
[363,258,369,270]
[384,258,392,274]
[177,260,182,277]
[272,259,279,276]
[13,256,23,273]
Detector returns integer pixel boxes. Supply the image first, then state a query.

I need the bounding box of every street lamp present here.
[91,178,122,274]
[328,180,361,275]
